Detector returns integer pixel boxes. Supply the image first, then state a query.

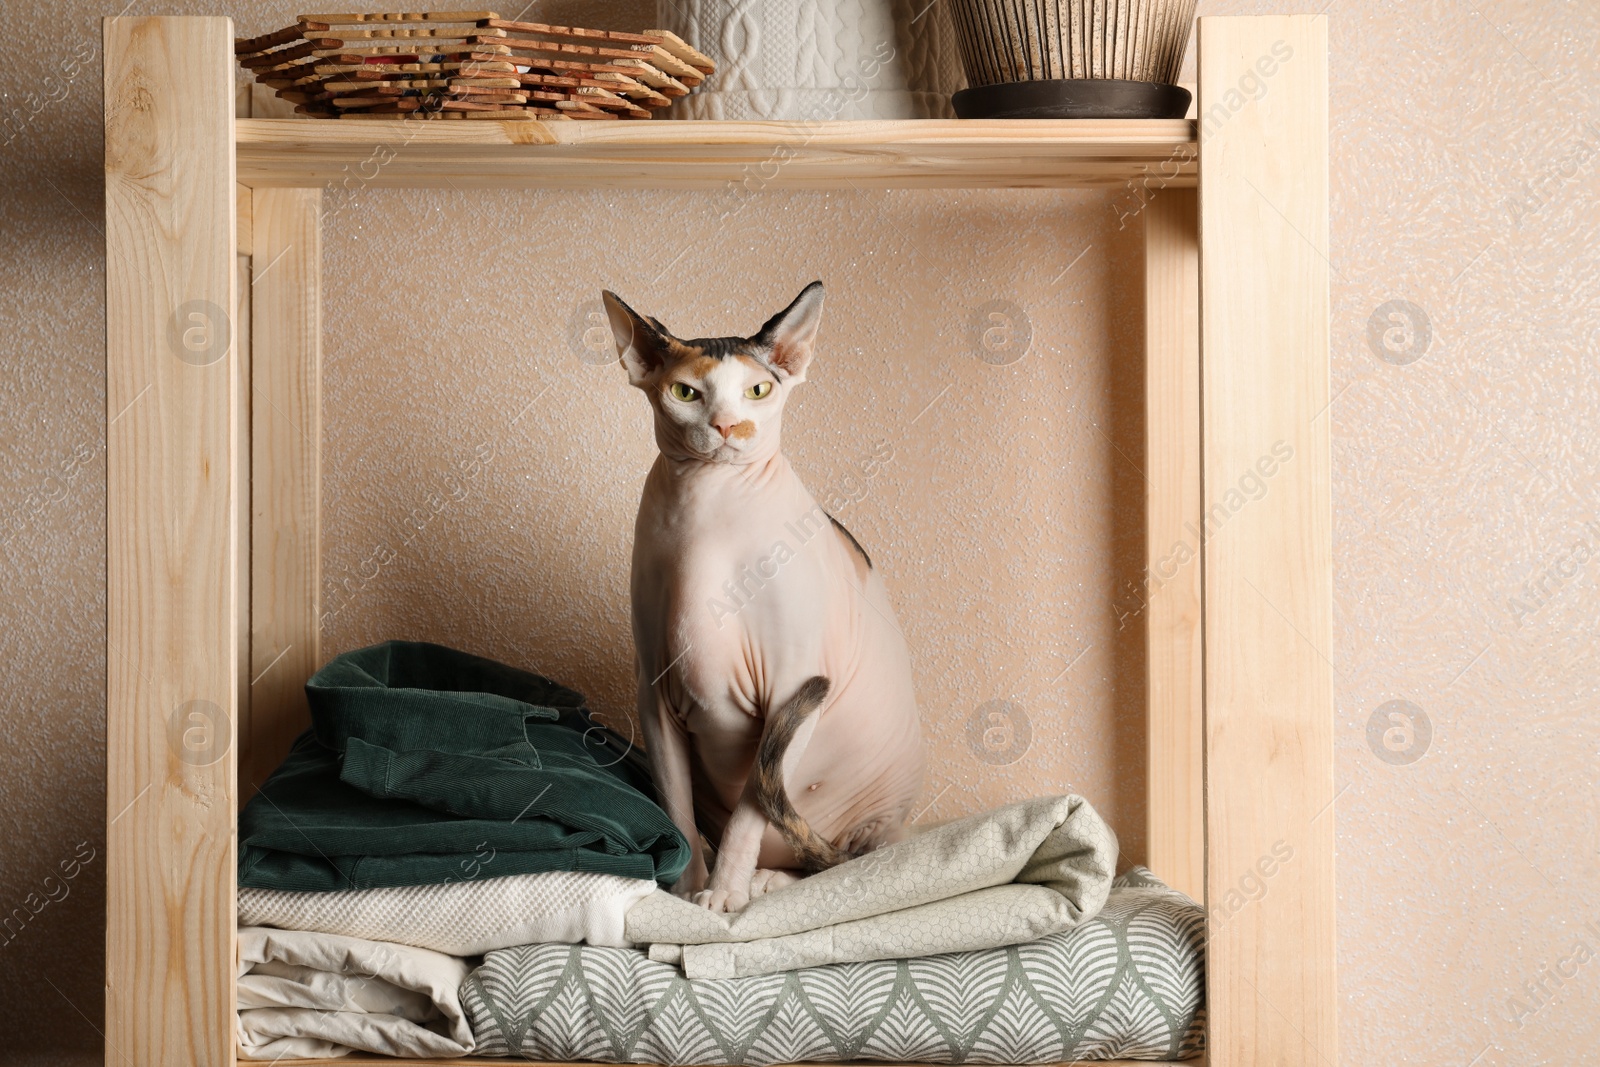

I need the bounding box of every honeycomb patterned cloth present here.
[626,794,1118,978]
[238,871,658,957]
[461,868,1205,1064]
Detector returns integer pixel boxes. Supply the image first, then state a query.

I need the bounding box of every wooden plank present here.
[246,188,323,797]
[235,236,253,805]
[1143,186,1203,905]
[640,28,715,71]
[235,117,1198,189]
[1197,15,1333,1067]
[300,10,500,23]
[103,15,237,1067]
[237,177,252,790]
[484,18,665,45]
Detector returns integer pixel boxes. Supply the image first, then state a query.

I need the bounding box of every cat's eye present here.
[669,382,701,402]
[745,381,774,400]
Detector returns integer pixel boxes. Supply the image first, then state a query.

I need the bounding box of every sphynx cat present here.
[603,281,925,913]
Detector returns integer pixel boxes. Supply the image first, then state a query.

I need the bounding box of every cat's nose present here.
[711,415,738,439]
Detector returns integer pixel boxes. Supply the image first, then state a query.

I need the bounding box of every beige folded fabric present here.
[239,871,657,956]
[236,927,474,1060]
[626,793,1118,979]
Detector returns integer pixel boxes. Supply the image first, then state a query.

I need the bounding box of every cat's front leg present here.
[694,788,768,912]
[637,677,708,897]
[696,679,830,911]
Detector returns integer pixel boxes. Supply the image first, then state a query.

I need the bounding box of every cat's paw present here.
[748,868,800,898]
[691,887,749,913]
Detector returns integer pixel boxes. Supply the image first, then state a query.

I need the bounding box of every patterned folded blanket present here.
[463,868,1205,1064]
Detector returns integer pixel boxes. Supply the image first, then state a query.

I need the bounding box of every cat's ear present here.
[754,281,825,383]
[602,290,670,386]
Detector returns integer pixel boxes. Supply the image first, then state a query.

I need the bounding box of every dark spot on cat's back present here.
[828,514,873,572]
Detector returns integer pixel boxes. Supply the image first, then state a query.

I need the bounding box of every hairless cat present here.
[604,282,926,912]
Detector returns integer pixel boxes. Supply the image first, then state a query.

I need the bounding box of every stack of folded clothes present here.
[235,641,689,1060]
[237,641,1206,1063]
[464,797,1208,1064]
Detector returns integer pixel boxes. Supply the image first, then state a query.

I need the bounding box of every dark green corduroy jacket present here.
[238,641,689,891]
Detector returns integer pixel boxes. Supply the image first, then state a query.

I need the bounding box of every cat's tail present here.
[753,676,851,872]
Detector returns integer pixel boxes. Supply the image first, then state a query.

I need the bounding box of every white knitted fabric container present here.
[656,0,966,120]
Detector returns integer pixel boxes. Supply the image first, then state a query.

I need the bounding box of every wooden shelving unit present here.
[104,13,1332,1067]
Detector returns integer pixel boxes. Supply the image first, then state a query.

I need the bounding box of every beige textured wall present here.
[0,1,1596,1063]
[317,186,1149,851]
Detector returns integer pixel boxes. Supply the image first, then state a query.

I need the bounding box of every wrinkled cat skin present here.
[604,282,926,913]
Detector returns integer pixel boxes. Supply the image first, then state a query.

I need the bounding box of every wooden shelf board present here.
[235,117,1196,190]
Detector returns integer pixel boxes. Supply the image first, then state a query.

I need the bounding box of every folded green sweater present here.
[238,641,690,891]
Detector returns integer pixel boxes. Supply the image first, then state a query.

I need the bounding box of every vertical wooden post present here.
[1197,14,1334,1067]
[1143,187,1204,904]
[247,189,324,793]
[236,185,254,798]
[104,16,237,1067]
